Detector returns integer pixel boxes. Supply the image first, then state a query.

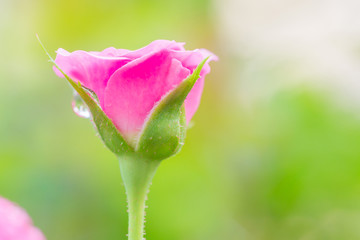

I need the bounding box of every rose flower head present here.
[50,40,217,160]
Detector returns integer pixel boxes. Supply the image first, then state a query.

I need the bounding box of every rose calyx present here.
[135,58,208,160]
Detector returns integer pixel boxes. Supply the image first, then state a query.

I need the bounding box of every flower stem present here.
[119,155,160,240]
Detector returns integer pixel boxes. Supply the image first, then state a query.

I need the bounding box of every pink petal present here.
[22,227,46,240]
[170,49,218,123]
[184,76,205,123]
[0,197,46,240]
[0,197,31,229]
[54,49,131,105]
[104,48,190,143]
[90,47,131,57]
[122,40,185,59]
[88,40,184,59]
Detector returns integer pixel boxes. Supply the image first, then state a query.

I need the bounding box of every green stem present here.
[119,155,160,240]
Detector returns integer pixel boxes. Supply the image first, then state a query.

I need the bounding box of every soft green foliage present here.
[2,1,360,240]
[136,58,207,160]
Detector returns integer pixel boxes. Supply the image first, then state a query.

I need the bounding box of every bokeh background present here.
[1,0,360,239]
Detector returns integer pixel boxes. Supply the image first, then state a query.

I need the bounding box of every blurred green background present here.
[2,0,360,239]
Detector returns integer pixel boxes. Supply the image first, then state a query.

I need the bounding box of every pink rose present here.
[53,40,217,144]
[0,197,46,240]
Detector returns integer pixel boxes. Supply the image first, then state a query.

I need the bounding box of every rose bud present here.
[51,40,217,160]
[39,37,216,240]
[0,196,46,240]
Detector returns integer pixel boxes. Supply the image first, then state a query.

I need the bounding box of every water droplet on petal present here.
[82,85,100,106]
[72,91,91,119]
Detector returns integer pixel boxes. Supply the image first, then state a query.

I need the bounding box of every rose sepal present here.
[37,36,133,156]
[135,57,209,161]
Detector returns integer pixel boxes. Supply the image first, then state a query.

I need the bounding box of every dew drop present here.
[72,91,91,119]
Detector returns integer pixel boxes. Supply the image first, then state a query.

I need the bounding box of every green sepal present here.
[37,35,133,156]
[135,57,209,161]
